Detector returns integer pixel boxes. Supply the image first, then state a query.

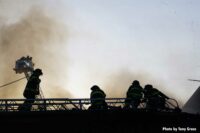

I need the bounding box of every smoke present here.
[104,69,157,97]
[0,7,71,98]
[48,86,72,98]
[103,69,183,107]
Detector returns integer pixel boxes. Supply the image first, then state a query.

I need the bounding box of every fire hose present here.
[0,77,26,88]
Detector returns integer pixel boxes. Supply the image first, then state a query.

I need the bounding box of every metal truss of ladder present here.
[0,98,127,112]
[0,98,179,112]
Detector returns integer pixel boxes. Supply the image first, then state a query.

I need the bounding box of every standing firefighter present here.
[143,84,169,111]
[89,85,108,110]
[19,68,43,111]
[124,80,143,109]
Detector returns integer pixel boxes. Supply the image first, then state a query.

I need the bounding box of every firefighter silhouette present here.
[19,68,43,111]
[88,85,108,110]
[143,84,169,111]
[124,80,143,109]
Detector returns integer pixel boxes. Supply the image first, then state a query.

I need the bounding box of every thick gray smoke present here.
[0,8,71,98]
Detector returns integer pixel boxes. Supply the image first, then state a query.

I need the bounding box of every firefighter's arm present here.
[35,85,40,95]
[159,91,169,99]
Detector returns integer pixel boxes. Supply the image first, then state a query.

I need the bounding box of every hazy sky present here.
[0,0,200,106]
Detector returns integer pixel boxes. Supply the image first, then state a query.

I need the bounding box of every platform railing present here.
[0,98,127,112]
[0,98,179,112]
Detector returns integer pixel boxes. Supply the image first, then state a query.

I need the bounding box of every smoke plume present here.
[0,8,71,98]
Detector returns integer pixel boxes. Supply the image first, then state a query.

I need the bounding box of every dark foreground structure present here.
[0,110,199,133]
[183,87,200,114]
[0,98,199,133]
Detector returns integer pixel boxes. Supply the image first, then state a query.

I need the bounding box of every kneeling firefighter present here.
[89,85,108,110]
[124,80,143,109]
[144,84,169,111]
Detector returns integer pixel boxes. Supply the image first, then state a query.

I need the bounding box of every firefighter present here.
[143,84,169,111]
[124,80,143,109]
[19,68,43,111]
[89,85,108,110]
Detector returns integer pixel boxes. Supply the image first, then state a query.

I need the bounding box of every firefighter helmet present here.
[132,80,140,86]
[33,68,43,75]
[144,84,153,90]
[91,85,100,91]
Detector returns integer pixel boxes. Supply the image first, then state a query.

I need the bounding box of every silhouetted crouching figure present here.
[89,85,108,110]
[124,80,143,110]
[143,84,169,111]
[18,69,43,111]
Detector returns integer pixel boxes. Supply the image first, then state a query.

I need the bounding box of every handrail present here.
[0,98,126,112]
[0,98,180,112]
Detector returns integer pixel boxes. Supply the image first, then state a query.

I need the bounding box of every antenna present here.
[188,79,200,82]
